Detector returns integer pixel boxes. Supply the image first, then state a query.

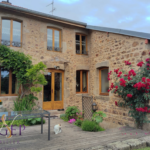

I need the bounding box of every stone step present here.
[46,110,65,118]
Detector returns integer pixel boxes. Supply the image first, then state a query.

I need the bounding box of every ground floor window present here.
[99,67,109,95]
[76,70,88,93]
[0,68,18,96]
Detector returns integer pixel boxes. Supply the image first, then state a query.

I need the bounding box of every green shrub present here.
[65,106,80,120]
[74,119,82,127]
[92,111,106,124]
[81,120,104,132]
[60,114,68,122]
[0,119,28,127]
[13,94,38,111]
[26,118,45,125]
[0,118,45,127]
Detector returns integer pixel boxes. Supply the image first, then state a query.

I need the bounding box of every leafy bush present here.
[0,117,45,127]
[65,106,80,120]
[74,119,83,127]
[0,119,27,127]
[108,55,150,128]
[26,118,45,125]
[81,120,104,132]
[92,111,106,124]
[13,94,38,111]
[60,114,68,122]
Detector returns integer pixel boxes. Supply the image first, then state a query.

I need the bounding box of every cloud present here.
[58,0,80,4]
[118,17,133,23]
[146,17,150,21]
[108,7,116,12]
[83,16,102,25]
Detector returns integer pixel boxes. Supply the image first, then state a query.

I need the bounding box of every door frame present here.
[43,69,64,110]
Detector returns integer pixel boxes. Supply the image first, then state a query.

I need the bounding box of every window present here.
[1,19,22,47]
[76,34,87,55]
[0,68,18,96]
[47,27,61,52]
[76,70,88,93]
[99,68,109,95]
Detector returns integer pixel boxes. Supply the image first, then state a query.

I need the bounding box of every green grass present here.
[134,147,150,150]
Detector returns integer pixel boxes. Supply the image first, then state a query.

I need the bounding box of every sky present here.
[5,0,150,33]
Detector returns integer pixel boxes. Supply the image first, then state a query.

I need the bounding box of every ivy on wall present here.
[0,45,47,110]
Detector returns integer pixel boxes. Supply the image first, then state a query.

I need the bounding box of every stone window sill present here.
[76,93,89,96]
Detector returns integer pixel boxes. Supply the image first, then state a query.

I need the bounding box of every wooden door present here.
[43,69,64,110]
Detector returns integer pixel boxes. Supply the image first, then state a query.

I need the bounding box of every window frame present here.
[1,18,23,47]
[76,70,88,94]
[0,68,18,96]
[47,27,62,52]
[76,33,88,55]
[99,67,109,96]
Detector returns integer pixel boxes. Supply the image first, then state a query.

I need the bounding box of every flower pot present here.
[0,105,3,108]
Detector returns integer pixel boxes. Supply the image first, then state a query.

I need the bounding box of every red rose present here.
[115,101,118,106]
[137,61,144,67]
[127,94,132,98]
[125,61,131,65]
[128,76,132,81]
[120,78,126,87]
[142,77,146,83]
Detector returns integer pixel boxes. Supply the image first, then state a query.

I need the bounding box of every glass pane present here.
[76,71,80,92]
[47,29,53,50]
[76,35,80,54]
[1,68,9,94]
[82,71,87,92]
[54,30,60,51]
[2,19,10,46]
[12,21,21,43]
[12,73,17,94]
[82,36,86,54]
[54,73,62,101]
[101,68,109,93]
[44,72,51,102]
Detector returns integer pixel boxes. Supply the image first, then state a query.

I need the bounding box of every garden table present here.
[0,110,50,140]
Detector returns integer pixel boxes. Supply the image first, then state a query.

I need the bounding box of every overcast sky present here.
[6,0,150,33]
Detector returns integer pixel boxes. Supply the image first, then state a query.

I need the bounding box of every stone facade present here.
[0,7,150,129]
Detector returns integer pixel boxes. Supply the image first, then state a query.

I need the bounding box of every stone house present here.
[0,1,150,129]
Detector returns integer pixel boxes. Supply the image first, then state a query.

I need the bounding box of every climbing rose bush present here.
[108,55,150,129]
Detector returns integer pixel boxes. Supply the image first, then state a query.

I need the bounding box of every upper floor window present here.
[76,70,88,93]
[47,27,62,52]
[1,19,22,47]
[0,68,18,96]
[76,34,87,55]
[99,67,109,96]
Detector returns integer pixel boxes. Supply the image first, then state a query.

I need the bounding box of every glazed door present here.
[43,70,64,110]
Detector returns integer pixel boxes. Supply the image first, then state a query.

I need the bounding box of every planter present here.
[0,105,3,108]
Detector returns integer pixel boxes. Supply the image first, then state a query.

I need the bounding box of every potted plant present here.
[0,100,2,108]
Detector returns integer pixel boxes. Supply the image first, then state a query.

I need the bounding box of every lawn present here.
[134,147,150,150]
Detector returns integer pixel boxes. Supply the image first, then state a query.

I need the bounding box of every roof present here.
[0,2,150,39]
[86,25,150,39]
[0,3,87,28]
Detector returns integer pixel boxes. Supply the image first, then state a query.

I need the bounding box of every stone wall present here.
[0,10,90,111]
[89,30,150,128]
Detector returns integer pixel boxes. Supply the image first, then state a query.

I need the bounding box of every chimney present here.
[1,0,12,5]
